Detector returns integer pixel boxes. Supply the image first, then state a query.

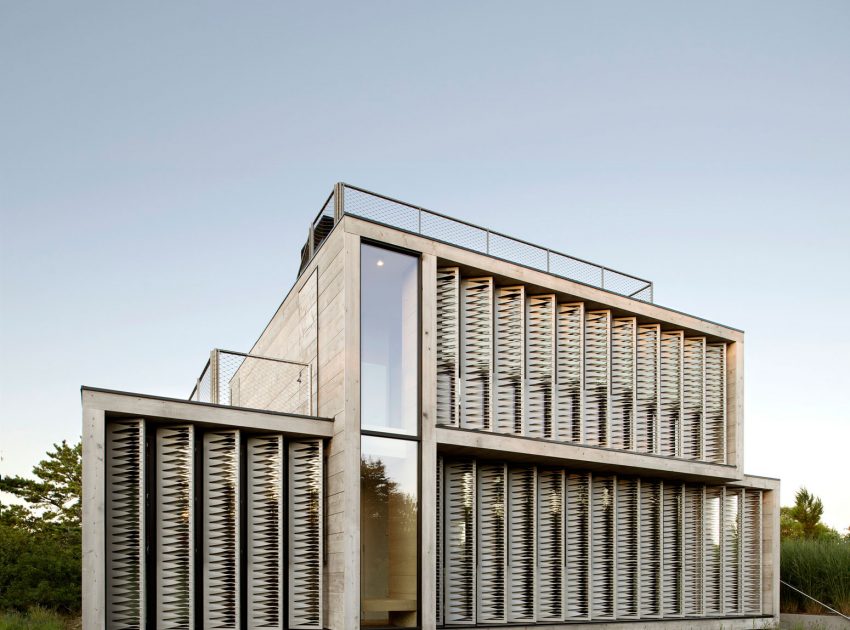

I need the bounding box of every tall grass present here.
[781,538,850,615]
[0,607,66,630]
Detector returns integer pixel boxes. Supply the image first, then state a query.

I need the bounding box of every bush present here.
[781,538,850,615]
[0,521,81,613]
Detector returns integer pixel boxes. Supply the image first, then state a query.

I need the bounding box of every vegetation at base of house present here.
[781,538,850,616]
[0,608,80,630]
[780,487,850,616]
[0,442,82,614]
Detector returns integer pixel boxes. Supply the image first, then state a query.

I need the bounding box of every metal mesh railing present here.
[339,184,654,302]
[312,192,335,251]
[190,349,313,416]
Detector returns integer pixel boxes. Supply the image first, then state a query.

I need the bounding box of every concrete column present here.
[341,230,362,630]
[762,485,781,622]
[726,340,744,475]
[81,402,106,630]
[420,253,438,630]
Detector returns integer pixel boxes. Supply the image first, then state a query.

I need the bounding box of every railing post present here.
[210,349,220,405]
[486,229,490,254]
[334,182,345,222]
[601,268,606,290]
[309,366,314,415]
[546,249,551,273]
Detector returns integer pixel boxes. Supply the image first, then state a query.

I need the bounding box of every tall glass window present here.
[360,242,420,628]
[360,243,419,435]
[360,436,418,628]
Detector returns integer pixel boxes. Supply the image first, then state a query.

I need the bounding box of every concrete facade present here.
[83,184,779,630]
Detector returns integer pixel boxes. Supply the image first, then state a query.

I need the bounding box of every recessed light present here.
[376,260,384,267]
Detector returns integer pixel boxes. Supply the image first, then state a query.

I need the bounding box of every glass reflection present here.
[360,436,418,628]
[361,244,418,435]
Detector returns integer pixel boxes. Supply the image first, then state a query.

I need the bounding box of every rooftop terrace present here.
[300,183,654,302]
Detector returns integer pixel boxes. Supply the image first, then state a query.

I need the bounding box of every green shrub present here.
[0,521,81,613]
[781,538,850,615]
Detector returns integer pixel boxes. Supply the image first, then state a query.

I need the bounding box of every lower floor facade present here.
[82,389,779,630]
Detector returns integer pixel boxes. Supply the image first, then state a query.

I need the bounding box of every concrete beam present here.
[81,388,334,437]
[436,426,743,483]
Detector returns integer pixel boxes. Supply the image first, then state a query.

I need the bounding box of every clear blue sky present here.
[1,2,848,529]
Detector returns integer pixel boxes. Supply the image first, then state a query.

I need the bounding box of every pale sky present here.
[1,2,848,530]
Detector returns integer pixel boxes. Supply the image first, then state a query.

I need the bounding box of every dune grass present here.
[0,608,79,630]
[781,538,850,615]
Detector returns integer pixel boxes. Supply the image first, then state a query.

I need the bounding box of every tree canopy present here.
[0,440,82,613]
[780,486,844,542]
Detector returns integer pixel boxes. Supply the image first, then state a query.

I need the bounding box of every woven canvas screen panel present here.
[437,269,731,465]
[104,418,323,630]
[437,457,764,626]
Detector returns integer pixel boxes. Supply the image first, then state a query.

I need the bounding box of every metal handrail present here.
[342,183,654,286]
[189,349,313,414]
[781,579,850,621]
[215,348,310,369]
[335,182,654,302]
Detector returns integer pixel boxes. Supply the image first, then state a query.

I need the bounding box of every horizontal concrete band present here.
[436,425,751,483]
[82,387,335,438]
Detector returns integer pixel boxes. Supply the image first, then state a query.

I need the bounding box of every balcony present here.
[189,349,314,416]
[300,182,654,302]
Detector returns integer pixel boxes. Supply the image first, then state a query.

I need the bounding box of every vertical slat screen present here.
[106,419,146,630]
[288,440,323,630]
[155,425,195,630]
[704,485,722,615]
[494,286,524,435]
[103,424,330,629]
[682,337,705,461]
[476,463,507,624]
[743,490,762,615]
[434,457,766,624]
[636,324,660,454]
[436,456,444,626]
[659,331,683,457]
[565,472,590,620]
[705,343,727,464]
[507,466,536,623]
[590,474,615,620]
[246,435,284,630]
[616,476,639,619]
[202,430,240,630]
[639,479,662,618]
[584,311,611,447]
[556,303,584,443]
[662,481,683,617]
[437,268,460,427]
[723,488,742,615]
[537,469,564,622]
[461,277,493,431]
[683,484,704,617]
[611,318,636,451]
[445,460,477,625]
[526,295,555,439]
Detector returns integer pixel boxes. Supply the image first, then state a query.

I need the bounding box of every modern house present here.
[82,183,779,630]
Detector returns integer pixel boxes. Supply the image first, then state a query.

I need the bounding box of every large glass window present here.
[360,436,419,628]
[360,244,419,435]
